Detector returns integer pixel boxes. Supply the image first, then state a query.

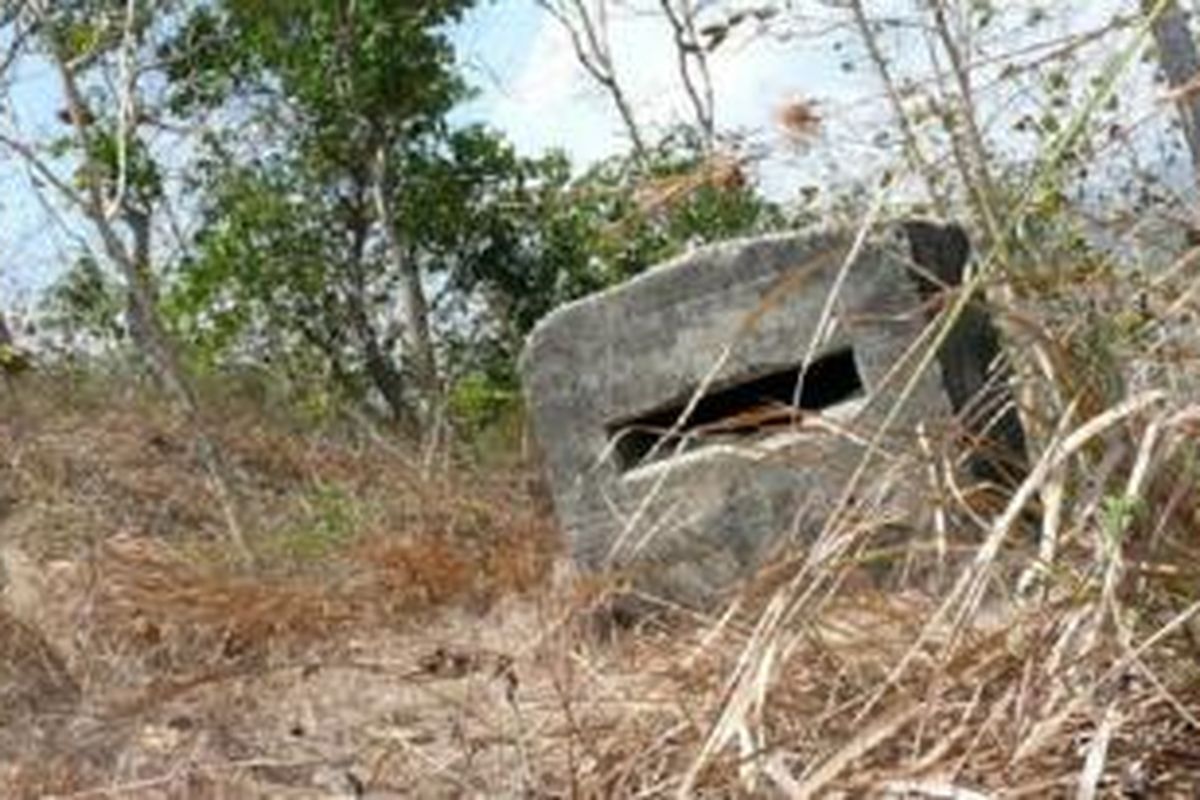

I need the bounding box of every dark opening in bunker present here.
[607,346,865,471]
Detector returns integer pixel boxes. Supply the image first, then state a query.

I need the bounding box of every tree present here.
[0,0,253,562]
[170,124,524,433]
[164,0,786,443]
[449,128,786,380]
[161,0,475,437]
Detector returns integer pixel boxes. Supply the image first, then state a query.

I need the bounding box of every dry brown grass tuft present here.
[0,375,567,795]
[0,606,79,724]
[632,152,749,219]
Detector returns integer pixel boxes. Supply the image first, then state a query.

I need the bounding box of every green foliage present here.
[41,256,128,346]
[170,91,782,434]
[430,129,784,436]
[158,0,488,427]
[166,166,322,367]
[1100,493,1143,554]
[42,0,163,64]
[450,129,786,363]
[162,0,472,146]
[25,0,787,447]
[0,343,31,375]
[264,482,360,567]
[449,371,520,422]
[446,369,525,462]
[78,131,164,212]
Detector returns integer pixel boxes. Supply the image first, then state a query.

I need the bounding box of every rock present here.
[521,223,1026,606]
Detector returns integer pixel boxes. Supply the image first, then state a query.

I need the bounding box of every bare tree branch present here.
[0,128,87,208]
[0,3,36,83]
[928,0,1000,241]
[104,0,141,219]
[535,0,649,160]
[847,0,948,215]
[658,0,715,148]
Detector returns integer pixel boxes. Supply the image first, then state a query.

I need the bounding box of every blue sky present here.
[1,41,73,307]
[0,0,1185,316]
[448,0,1158,200]
[8,0,844,307]
[451,0,877,180]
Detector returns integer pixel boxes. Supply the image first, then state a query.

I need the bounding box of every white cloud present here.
[460,0,875,195]
[463,0,1151,192]
[476,5,689,162]
[507,16,589,109]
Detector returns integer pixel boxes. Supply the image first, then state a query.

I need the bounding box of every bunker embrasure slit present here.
[608,347,865,471]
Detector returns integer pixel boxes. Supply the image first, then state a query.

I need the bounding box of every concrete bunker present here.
[520,222,1026,605]
[605,346,866,472]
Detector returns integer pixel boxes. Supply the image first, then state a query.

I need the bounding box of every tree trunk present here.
[1142,0,1200,179]
[371,145,440,425]
[0,310,25,380]
[122,209,253,565]
[345,279,421,438]
[124,211,188,401]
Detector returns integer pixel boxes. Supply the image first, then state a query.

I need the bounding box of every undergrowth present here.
[3,282,1200,797]
[5,130,1200,800]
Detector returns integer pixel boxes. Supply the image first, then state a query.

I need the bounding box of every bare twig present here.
[535,0,648,160]
[847,0,948,214]
[658,0,715,148]
[1141,0,1200,182]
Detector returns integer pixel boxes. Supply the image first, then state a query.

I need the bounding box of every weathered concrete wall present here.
[902,221,1027,492]
[521,223,1024,606]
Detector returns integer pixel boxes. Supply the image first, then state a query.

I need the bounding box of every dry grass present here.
[3,253,1200,800]
[632,152,749,219]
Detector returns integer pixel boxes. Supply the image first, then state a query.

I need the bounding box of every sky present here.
[0,0,1189,317]
[7,0,849,307]
[448,0,1165,202]
[450,0,894,196]
[0,45,72,307]
[453,1,850,164]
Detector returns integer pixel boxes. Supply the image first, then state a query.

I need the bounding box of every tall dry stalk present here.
[676,4,1192,792]
[847,0,949,215]
[927,0,1001,243]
